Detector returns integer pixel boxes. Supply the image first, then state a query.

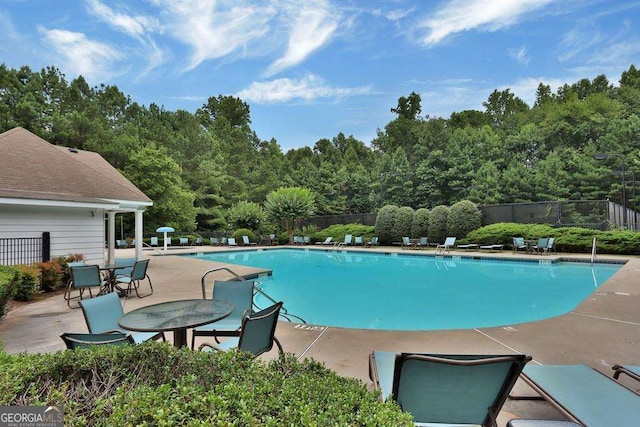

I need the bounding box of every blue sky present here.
[1,1,639,150]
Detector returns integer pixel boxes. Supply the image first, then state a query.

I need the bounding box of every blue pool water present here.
[181,249,622,331]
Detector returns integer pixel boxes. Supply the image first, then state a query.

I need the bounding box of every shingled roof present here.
[0,127,152,208]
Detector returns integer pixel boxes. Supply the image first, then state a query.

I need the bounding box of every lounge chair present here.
[242,235,257,246]
[531,238,549,254]
[456,243,478,251]
[150,236,158,247]
[316,237,333,245]
[61,332,135,349]
[79,292,164,343]
[191,280,255,350]
[116,239,128,249]
[512,237,527,253]
[227,237,237,246]
[338,234,353,247]
[365,236,379,247]
[179,237,189,246]
[210,237,219,245]
[480,244,504,252]
[401,236,412,248]
[435,237,456,254]
[293,236,304,245]
[415,237,429,249]
[612,364,640,382]
[114,259,153,298]
[198,301,284,357]
[545,237,557,254]
[194,237,203,245]
[354,236,364,246]
[369,351,531,426]
[517,364,640,426]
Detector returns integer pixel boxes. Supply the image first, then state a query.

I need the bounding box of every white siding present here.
[0,205,105,264]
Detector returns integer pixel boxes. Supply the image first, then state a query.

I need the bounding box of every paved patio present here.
[1,245,638,425]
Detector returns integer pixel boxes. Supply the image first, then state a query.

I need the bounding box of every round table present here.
[118,299,233,347]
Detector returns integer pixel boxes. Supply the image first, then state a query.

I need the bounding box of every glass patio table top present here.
[118,299,233,347]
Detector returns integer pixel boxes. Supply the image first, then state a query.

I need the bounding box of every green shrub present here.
[448,200,482,239]
[231,228,258,243]
[428,205,449,244]
[12,265,40,302]
[226,200,267,230]
[395,206,415,239]
[311,224,375,243]
[0,266,18,316]
[464,222,640,254]
[0,343,412,426]
[55,254,84,285]
[375,205,399,245]
[411,208,430,238]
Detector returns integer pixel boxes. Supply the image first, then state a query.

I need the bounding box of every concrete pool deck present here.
[1,245,638,425]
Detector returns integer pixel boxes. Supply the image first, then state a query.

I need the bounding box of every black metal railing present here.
[0,232,50,266]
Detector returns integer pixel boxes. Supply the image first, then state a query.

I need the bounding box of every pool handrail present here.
[201,266,306,324]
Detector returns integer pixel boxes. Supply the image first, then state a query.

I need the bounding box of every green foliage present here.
[447,200,482,238]
[428,205,449,243]
[0,266,18,316]
[226,200,266,231]
[375,205,399,245]
[395,206,415,238]
[12,265,40,302]
[312,224,375,243]
[465,222,640,254]
[54,254,84,286]
[411,208,430,238]
[264,187,315,244]
[231,228,258,243]
[0,343,412,426]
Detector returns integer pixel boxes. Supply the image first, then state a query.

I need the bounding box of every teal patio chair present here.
[369,351,531,426]
[612,364,640,382]
[79,292,164,343]
[198,301,283,357]
[116,239,128,249]
[401,236,411,248]
[365,236,379,247]
[115,259,153,298]
[61,332,135,349]
[316,237,333,245]
[65,264,108,308]
[191,280,255,350]
[518,364,640,426]
[354,236,364,246]
[242,235,257,246]
[416,237,428,248]
[532,238,549,254]
[150,236,158,247]
[512,237,528,253]
[227,237,237,246]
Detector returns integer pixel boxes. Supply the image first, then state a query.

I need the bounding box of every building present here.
[0,127,152,265]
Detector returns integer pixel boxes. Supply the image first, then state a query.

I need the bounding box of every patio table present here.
[118,299,233,347]
[99,262,135,294]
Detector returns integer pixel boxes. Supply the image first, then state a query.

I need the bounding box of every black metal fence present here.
[303,200,639,231]
[0,232,50,266]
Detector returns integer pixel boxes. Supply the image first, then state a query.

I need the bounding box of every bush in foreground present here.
[0,343,412,426]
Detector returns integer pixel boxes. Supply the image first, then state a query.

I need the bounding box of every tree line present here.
[1,63,639,234]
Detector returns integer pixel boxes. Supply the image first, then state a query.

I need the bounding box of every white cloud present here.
[265,3,339,76]
[39,27,122,82]
[509,46,530,65]
[236,74,371,104]
[86,0,164,77]
[156,0,276,71]
[418,0,555,46]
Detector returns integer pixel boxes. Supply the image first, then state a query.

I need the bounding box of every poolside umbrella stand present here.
[156,226,175,251]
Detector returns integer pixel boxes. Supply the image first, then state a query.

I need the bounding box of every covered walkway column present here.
[107,211,116,265]
[135,208,144,259]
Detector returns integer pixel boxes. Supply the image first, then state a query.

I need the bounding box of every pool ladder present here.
[201,266,306,324]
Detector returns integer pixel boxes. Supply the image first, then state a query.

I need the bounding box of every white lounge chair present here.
[435,237,456,254]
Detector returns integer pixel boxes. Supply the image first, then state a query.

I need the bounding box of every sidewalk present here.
[1,246,638,425]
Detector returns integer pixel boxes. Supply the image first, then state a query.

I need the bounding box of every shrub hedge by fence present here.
[0,343,412,426]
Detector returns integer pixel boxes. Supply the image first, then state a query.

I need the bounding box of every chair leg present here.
[132,275,153,298]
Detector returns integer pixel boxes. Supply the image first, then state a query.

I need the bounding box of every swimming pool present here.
[181,249,622,331]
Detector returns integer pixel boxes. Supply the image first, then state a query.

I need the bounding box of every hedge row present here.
[463,223,640,255]
[0,343,412,426]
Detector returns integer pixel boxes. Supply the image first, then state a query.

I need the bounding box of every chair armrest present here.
[198,342,224,352]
